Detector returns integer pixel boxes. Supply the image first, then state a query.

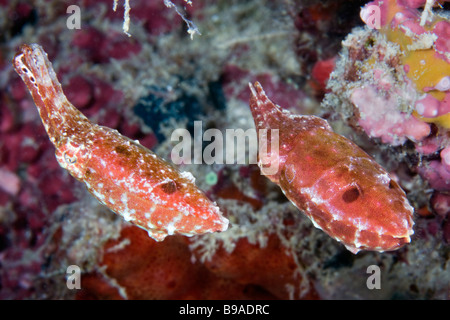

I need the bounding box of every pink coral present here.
[351,86,430,145]
[431,191,450,217]
[418,160,450,190]
[0,167,20,196]
[415,94,442,117]
[419,147,450,191]
[310,58,336,97]
[362,1,450,128]
[327,0,450,195]
[434,21,450,63]
[441,147,450,169]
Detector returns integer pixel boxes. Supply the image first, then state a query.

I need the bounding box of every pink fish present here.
[13,44,228,241]
[249,82,414,253]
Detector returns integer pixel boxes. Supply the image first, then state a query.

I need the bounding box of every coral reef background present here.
[0,0,448,299]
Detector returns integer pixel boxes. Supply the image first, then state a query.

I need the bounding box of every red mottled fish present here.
[13,44,228,241]
[249,82,414,253]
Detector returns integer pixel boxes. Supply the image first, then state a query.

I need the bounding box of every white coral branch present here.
[113,0,201,39]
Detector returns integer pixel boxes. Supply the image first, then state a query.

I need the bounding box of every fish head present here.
[300,157,415,253]
[55,139,91,180]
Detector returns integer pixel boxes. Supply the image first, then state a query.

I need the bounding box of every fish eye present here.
[161,180,178,194]
[388,179,399,189]
[342,186,361,203]
[64,153,77,164]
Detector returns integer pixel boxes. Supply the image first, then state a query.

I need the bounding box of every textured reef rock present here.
[0,0,449,300]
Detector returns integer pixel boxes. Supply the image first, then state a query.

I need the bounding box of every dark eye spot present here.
[22,68,28,73]
[161,180,177,194]
[389,180,399,189]
[115,145,131,156]
[342,187,360,203]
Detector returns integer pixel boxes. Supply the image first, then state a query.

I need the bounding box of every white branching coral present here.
[113,0,131,36]
[163,0,201,39]
[420,0,436,26]
[113,0,201,39]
